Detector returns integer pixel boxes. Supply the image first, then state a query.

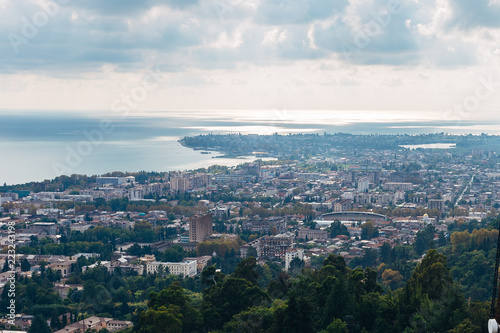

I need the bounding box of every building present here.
[54,283,83,300]
[357,177,369,193]
[146,260,197,277]
[31,222,57,235]
[382,182,414,191]
[259,233,295,259]
[428,199,445,212]
[334,199,352,212]
[242,217,287,234]
[298,228,328,241]
[170,177,189,192]
[189,213,213,243]
[54,316,114,333]
[285,248,304,271]
[183,256,212,273]
[240,239,260,258]
[96,176,135,186]
[139,254,156,263]
[107,320,133,332]
[70,223,92,233]
[49,260,76,278]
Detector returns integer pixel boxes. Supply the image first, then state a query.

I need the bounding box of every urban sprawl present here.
[1,133,500,332]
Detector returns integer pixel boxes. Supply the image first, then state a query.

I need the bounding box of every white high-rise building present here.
[357,177,369,193]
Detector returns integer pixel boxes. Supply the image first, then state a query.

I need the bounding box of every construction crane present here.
[488,220,500,333]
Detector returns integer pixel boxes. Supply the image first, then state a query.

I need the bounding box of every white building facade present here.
[146,260,197,277]
[285,248,304,271]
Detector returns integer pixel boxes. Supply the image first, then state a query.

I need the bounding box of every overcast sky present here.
[1,0,500,121]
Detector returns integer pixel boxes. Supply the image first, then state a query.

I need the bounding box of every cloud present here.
[312,0,424,65]
[0,0,496,75]
[255,0,349,25]
[446,0,500,30]
[67,0,199,16]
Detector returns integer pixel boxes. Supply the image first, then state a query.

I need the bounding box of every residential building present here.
[382,182,414,191]
[334,199,352,212]
[49,260,76,278]
[259,232,295,259]
[428,199,445,212]
[170,177,189,192]
[285,248,304,271]
[31,222,57,235]
[189,213,213,242]
[298,228,328,241]
[357,177,369,193]
[242,217,286,234]
[107,320,133,332]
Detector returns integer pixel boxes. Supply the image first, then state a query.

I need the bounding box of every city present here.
[0,133,499,332]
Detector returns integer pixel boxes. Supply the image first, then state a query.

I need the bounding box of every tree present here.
[50,314,62,330]
[381,269,403,289]
[201,265,224,286]
[323,254,348,275]
[282,289,316,333]
[202,277,269,329]
[379,242,392,264]
[21,258,31,272]
[139,305,183,333]
[147,282,202,332]
[233,257,259,285]
[223,306,273,332]
[2,259,10,272]
[361,221,375,240]
[29,314,51,333]
[414,225,436,255]
[156,264,169,278]
[323,318,349,333]
[329,221,350,238]
[246,246,258,259]
[408,249,453,300]
[289,257,305,272]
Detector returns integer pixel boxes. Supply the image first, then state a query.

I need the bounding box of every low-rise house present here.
[49,260,76,278]
[107,320,133,332]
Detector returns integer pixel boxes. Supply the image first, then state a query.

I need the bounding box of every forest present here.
[5,227,497,333]
[3,218,500,332]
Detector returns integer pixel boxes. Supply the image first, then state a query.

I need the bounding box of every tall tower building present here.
[189,213,213,242]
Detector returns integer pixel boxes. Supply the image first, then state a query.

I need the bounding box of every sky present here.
[1,0,500,122]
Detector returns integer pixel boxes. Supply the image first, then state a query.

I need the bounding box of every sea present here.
[0,110,497,185]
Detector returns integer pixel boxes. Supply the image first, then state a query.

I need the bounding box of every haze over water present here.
[0,110,497,186]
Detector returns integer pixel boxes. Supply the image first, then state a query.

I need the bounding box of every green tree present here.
[361,221,375,240]
[323,318,348,333]
[21,258,31,272]
[139,305,183,333]
[408,249,453,300]
[246,246,258,259]
[234,257,259,285]
[2,259,10,272]
[414,225,436,255]
[329,221,349,238]
[202,277,269,329]
[148,282,202,333]
[28,314,51,333]
[379,242,392,264]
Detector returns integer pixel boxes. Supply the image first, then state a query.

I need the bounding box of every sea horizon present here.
[1,110,497,186]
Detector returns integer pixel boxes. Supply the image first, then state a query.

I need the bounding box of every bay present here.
[0,110,496,185]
